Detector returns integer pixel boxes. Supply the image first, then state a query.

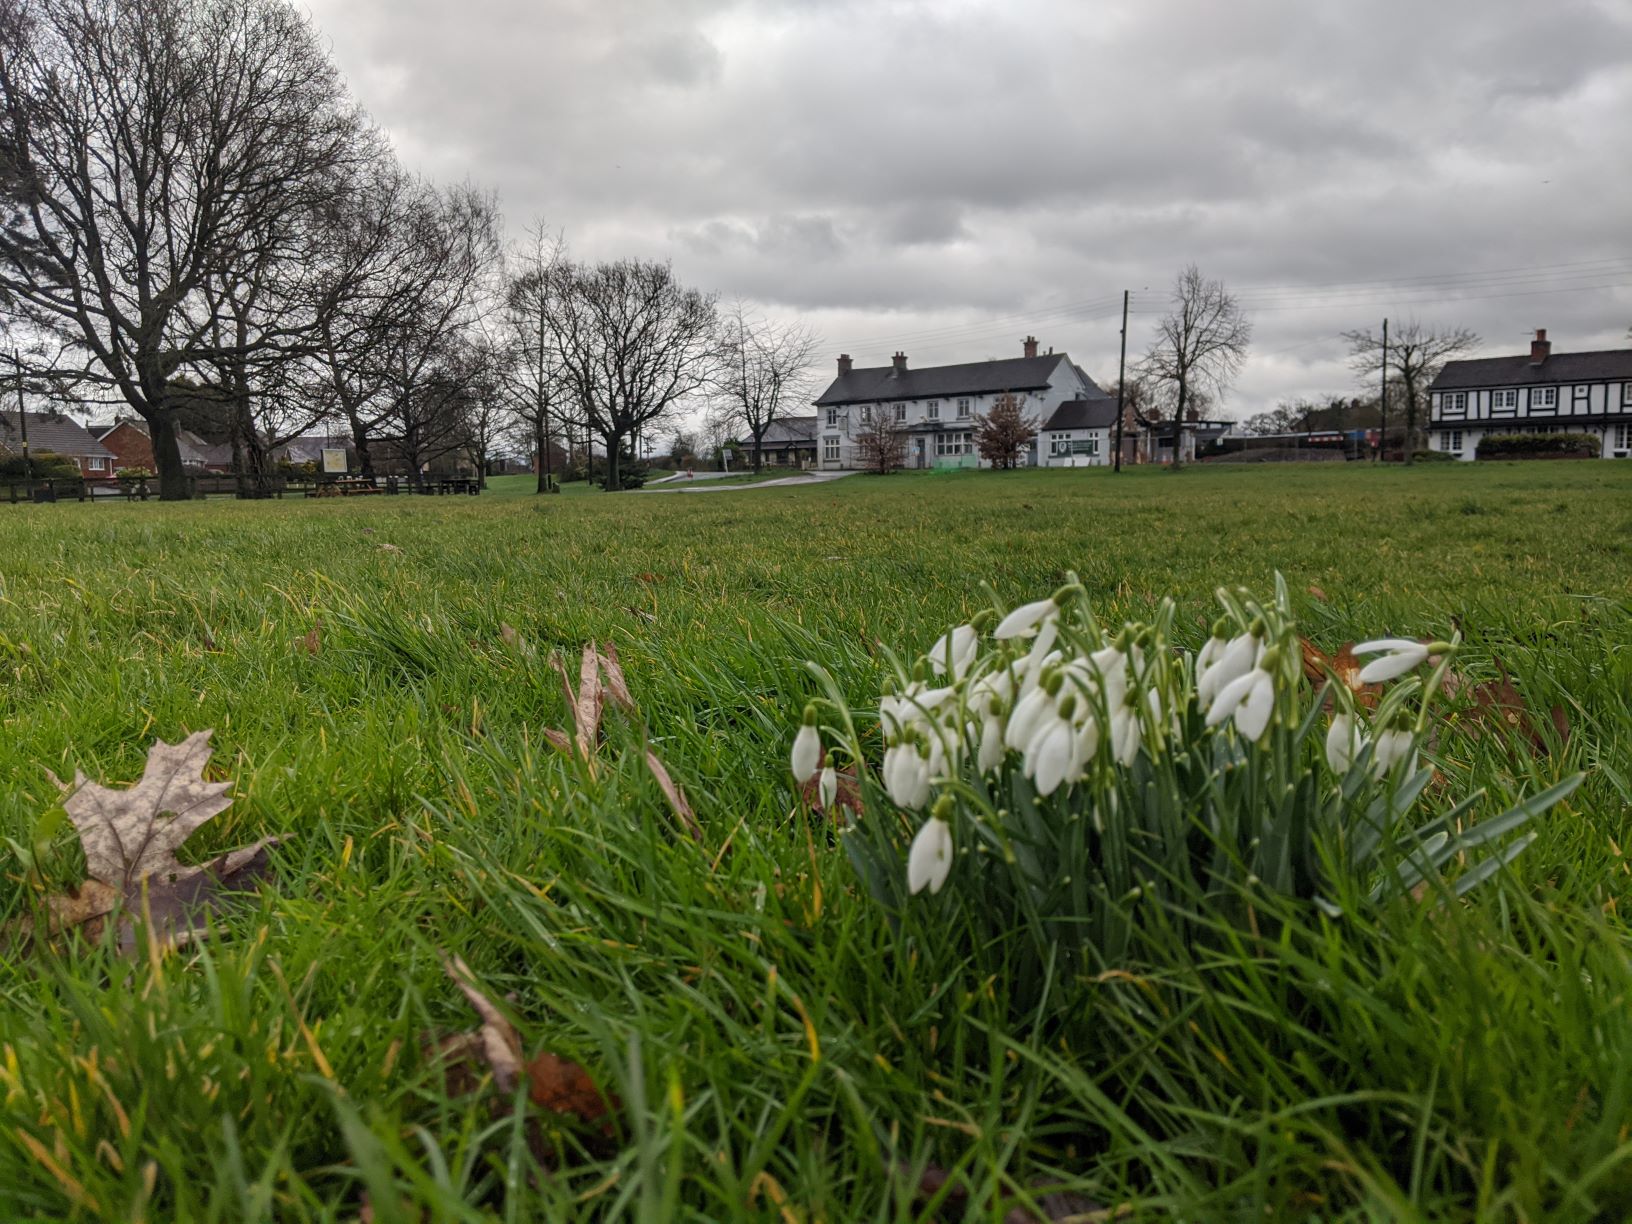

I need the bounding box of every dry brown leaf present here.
[540,727,573,754]
[377,543,402,555]
[28,732,282,951]
[439,956,619,1131]
[1454,662,1571,756]
[574,644,604,757]
[645,751,703,844]
[299,622,322,655]
[1299,639,1383,710]
[499,622,521,649]
[1306,584,1329,603]
[599,640,637,715]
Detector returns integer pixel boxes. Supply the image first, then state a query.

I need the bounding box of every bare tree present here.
[1138,265,1252,470]
[713,300,818,472]
[1342,320,1479,464]
[853,411,907,475]
[0,0,365,499]
[974,392,1036,469]
[539,258,716,491]
[500,220,569,493]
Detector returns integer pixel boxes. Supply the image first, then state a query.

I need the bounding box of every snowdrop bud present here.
[928,624,978,678]
[1026,716,1077,797]
[1198,631,1259,706]
[1234,670,1276,741]
[907,813,954,895]
[790,710,821,782]
[885,743,932,809]
[1353,638,1431,684]
[993,598,1059,640]
[818,765,837,809]
[1006,685,1053,752]
[1111,703,1141,766]
[1325,712,1361,773]
[977,715,1006,774]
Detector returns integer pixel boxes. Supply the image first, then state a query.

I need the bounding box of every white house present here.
[811,337,1104,469]
[1038,398,1120,466]
[1427,330,1632,460]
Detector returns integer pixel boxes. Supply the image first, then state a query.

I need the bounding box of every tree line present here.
[0,0,818,498]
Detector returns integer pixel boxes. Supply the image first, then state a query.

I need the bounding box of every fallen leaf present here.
[440,956,619,1131]
[24,732,282,951]
[299,622,322,655]
[646,751,703,844]
[1456,662,1570,756]
[499,622,521,649]
[1300,639,1383,709]
[635,572,663,584]
[599,640,637,715]
[574,645,604,758]
[377,543,402,555]
[1306,584,1329,603]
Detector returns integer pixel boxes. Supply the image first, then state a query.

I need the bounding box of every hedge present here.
[1476,432,1599,458]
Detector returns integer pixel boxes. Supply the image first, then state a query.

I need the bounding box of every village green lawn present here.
[1,461,1630,1221]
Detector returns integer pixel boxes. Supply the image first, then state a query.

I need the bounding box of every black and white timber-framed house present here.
[1428,329,1632,460]
[811,336,1103,469]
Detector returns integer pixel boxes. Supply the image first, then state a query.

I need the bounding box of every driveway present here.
[640,470,857,493]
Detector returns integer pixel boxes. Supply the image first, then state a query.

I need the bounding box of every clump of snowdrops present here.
[794,576,1580,970]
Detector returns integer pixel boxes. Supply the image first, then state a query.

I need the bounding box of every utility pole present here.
[1113,289,1128,473]
[12,350,30,481]
[1378,318,1388,463]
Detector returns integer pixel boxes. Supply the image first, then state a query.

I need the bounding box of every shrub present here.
[115,466,153,483]
[1412,448,1456,463]
[794,578,1582,994]
[0,450,81,479]
[1476,432,1599,458]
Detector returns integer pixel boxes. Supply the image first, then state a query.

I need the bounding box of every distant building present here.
[753,415,818,467]
[90,417,233,473]
[1038,398,1121,467]
[1428,329,1632,460]
[812,337,1103,470]
[0,410,117,476]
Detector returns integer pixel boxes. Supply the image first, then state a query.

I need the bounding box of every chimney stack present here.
[1022,335,1038,358]
[892,351,908,372]
[837,353,853,376]
[1529,329,1551,365]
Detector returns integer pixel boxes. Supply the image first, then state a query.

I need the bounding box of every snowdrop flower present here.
[927,624,978,678]
[1110,699,1142,766]
[1025,712,1079,796]
[994,597,1060,640]
[1371,726,1415,776]
[1005,683,1055,753]
[1352,638,1430,684]
[791,710,822,782]
[977,714,1007,774]
[819,765,838,809]
[884,743,932,809]
[1197,631,1259,707]
[1325,711,1363,773]
[1206,665,1275,741]
[907,815,954,895]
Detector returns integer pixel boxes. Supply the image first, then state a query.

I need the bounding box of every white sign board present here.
[321,448,347,474]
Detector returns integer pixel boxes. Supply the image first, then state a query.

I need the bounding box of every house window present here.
[956,398,971,417]
[1614,422,1632,454]
[1491,389,1517,413]
[1532,387,1557,411]
[935,431,970,457]
[825,407,837,427]
[85,456,107,471]
[1622,384,1632,407]
[894,403,906,423]
[1443,430,1464,453]
[1441,392,1467,416]
[927,401,940,421]
[822,436,839,463]
[860,405,872,424]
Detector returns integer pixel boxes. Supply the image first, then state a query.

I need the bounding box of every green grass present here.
[1,462,1630,1221]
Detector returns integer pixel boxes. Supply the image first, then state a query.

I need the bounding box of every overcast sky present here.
[303,0,1632,418]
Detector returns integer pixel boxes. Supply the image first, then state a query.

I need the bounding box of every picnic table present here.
[308,477,381,498]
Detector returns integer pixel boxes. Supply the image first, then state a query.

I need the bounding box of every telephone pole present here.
[1113,289,1129,473]
[1378,318,1388,462]
[11,350,29,479]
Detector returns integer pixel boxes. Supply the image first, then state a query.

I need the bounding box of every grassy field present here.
[1,462,1630,1221]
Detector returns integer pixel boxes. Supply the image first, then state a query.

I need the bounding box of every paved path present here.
[640,470,856,493]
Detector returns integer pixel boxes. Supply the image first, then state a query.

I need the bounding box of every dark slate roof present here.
[815,354,1085,406]
[1041,398,1119,431]
[0,410,115,459]
[759,415,818,445]
[1430,349,1632,391]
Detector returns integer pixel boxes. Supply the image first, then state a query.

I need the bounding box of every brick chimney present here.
[891,352,907,372]
[1529,329,1551,366]
[837,353,852,376]
[1022,335,1038,358]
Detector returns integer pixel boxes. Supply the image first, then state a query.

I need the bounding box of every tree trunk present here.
[1171,378,1188,471]
[149,412,190,501]
[605,435,621,491]
[350,418,375,477]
